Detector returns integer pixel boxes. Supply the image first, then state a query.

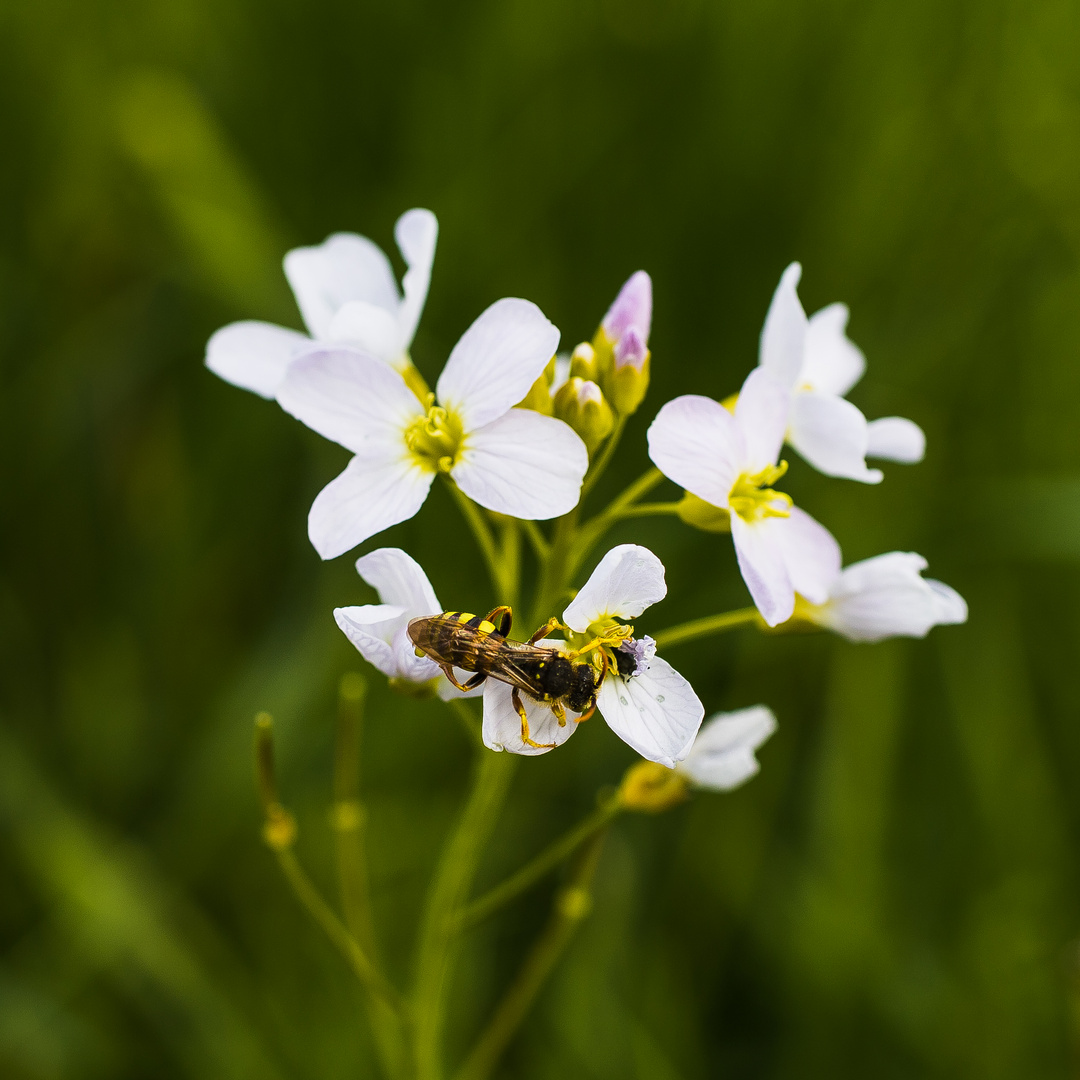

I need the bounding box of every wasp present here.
[407,607,625,748]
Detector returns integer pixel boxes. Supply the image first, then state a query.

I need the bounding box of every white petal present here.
[758,262,807,389]
[284,233,399,340]
[481,679,579,756]
[562,544,667,633]
[814,551,966,642]
[787,393,883,483]
[596,656,704,767]
[354,547,441,616]
[802,303,865,396]
[734,368,790,471]
[451,409,587,519]
[307,450,434,560]
[327,301,403,362]
[647,395,742,507]
[205,321,311,399]
[775,506,842,604]
[395,209,438,351]
[277,348,424,454]
[677,705,777,790]
[866,417,926,463]
[729,513,794,627]
[334,604,438,683]
[436,298,560,431]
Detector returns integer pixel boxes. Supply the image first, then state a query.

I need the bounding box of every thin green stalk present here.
[608,501,682,519]
[412,750,519,1080]
[652,606,761,650]
[579,415,627,502]
[445,480,504,596]
[454,830,608,1080]
[275,846,405,1016]
[520,518,550,561]
[497,516,521,610]
[454,796,620,930]
[528,507,579,628]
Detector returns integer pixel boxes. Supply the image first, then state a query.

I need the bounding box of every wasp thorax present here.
[538,655,574,697]
[404,395,464,473]
[566,665,598,713]
[728,461,792,524]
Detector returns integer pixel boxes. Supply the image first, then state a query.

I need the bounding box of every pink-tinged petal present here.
[596,656,704,767]
[436,299,561,431]
[776,506,842,604]
[602,270,652,343]
[327,301,402,362]
[788,393,883,483]
[205,321,311,399]
[451,410,587,519]
[677,706,777,790]
[482,679,579,756]
[563,545,667,633]
[395,209,438,351]
[354,547,441,616]
[307,450,434,560]
[866,417,926,463]
[729,513,794,627]
[758,262,807,389]
[278,348,424,454]
[734,368,790,472]
[803,303,865,396]
[614,326,648,371]
[647,395,742,507]
[284,233,399,340]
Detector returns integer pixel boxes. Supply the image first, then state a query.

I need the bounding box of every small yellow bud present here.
[618,760,691,813]
[677,491,732,533]
[569,341,598,381]
[263,803,298,850]
[515,370,555,416]
[557,885,593,921]
[605,349,651,416]
[554,376,615,454]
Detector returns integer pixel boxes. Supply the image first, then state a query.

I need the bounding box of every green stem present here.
[454,829,608,1080]
[528,507,579,628]
[580,415,627,503]
[520,518,550,561]
[275,846,405,1017]
[608,501,682,519]
[652,606,761,650]
[445,480,504,597]
[412,750,519,1080]
[454,795,620,930]
[497,516,520,611]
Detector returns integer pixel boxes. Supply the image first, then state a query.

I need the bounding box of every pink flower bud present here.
[614,326,648,371]
[602,270,652,344]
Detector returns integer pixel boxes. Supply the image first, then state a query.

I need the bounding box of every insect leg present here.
[551,700,567,727]
[440,664,475,693]
[463,672,488,690]
[512,688,556,749]
[527,616,561,645]
[483,606,513,637]
[575,651,605,724]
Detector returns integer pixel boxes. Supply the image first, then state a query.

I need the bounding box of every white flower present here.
[276,298,589,559]
[758,263,926,482]
[205,208,438,398]
[333,547,478,699]
[676,706,777,791]
[482,544,704,767]
[798,551,967,642]
[647,367,841,627]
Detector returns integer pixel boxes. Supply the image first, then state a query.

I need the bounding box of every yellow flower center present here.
[728,461,792,523]
[404,395,464,474]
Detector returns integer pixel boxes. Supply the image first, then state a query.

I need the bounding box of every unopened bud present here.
[618,760,690,813]
[604,328,651,415]
[554,377,615,454]
[677,491,731,534]
[515,369,555,416]
[569,341,598,381]
[602,270,652,344]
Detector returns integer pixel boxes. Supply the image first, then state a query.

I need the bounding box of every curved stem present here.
[579,415,627,503]
[608,501,682,519]
[454,829,608,1080]
[445,480,504,597]
[412,748,518,1080]
[520,518,549,561]
[454,796,621,930]
[652,606,761,650]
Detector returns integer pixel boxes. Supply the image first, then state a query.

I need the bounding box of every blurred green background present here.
[3,0,1080,1076]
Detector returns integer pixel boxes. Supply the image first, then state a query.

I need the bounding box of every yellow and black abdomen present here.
[407,611,506,672]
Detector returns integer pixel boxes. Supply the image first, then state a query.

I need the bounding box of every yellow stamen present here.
[728,460,792,523]
[404,394,464,473]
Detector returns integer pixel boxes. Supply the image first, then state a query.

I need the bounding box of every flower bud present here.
[676,491,731,533]
[604,327,651,415]
[602,270,652,344]
[514,355,558,416]
[569,341,598,381]
[618,759,690,813]
[553,376,615,454]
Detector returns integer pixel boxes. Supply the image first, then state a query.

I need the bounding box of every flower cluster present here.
[209,208,966,793]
